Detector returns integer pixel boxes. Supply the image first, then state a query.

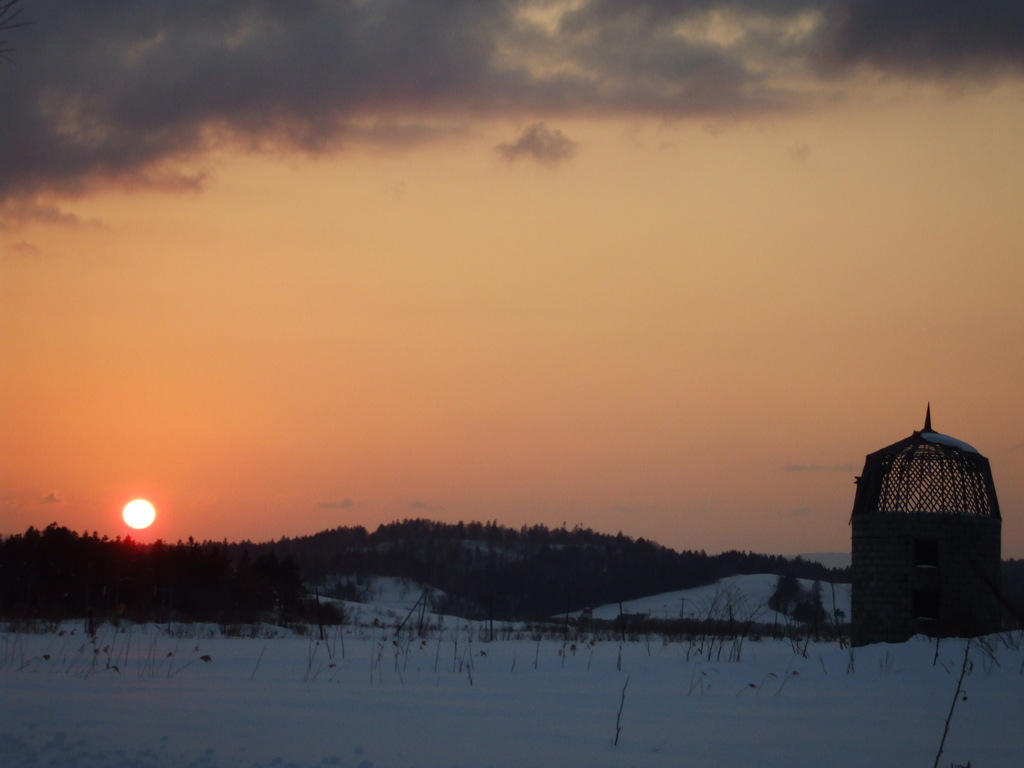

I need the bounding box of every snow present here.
[3,578,1021,768]
[586,574,851,624]
[921,430,980,454]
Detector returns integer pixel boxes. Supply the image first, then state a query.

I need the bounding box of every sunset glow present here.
[2,3,1022,556]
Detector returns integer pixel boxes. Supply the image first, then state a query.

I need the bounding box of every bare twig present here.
[250,642,268,680]
[613,675,629,746]
[0,0,32,63]
[933,638,972,768]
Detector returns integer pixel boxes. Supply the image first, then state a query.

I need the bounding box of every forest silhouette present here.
[4,519,1021,628]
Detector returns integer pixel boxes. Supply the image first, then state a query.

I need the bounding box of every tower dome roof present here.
[851,408,1000,518]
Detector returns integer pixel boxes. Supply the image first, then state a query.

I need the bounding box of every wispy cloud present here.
[784,507,816,517]
[40,490,63,504]
[784,463,857,473]
[409,500,445,512]
[3,240,40,259]
[497,123,578,166]
[319,499,354,509]
[0,198,103,230]
[787,143,811,164]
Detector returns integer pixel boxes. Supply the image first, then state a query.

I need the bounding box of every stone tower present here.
[850,407,1001,646]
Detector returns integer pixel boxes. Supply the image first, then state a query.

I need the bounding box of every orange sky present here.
[2,3,1023,556]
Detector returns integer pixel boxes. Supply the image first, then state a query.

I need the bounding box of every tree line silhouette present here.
[0,523,305,625]
[4,519,1021,629]
[2,519,850,624]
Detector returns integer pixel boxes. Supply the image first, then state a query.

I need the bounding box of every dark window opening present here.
[914,538,939,568]
[913,589,940,620]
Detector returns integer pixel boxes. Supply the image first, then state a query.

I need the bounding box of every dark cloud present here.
[40,491,63,504]
[816,0,1024,75]
[0,1,521,204]
[0,1,1021,206]
[497,122,577,166]
[561,1,1024,77]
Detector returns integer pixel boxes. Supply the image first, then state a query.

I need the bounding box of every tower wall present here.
[851,513,1001,646]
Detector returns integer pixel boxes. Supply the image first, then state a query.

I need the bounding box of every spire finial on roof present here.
[924,402,932,432]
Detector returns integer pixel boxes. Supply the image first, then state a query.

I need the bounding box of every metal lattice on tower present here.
[851,405,999,519]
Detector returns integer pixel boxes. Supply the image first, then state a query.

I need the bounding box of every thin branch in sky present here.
[0,0,32,63]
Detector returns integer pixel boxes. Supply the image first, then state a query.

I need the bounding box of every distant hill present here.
[235,519,850,621]
[796,552,851,569]
[5,521,1023,627]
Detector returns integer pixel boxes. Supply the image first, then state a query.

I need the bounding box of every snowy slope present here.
[588,573,851,624]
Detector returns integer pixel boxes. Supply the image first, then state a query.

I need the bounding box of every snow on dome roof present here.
[920,430,979,454]
[850,410,1000,518]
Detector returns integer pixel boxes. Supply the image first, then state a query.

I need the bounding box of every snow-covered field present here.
[2,576,1021,768]
[586,573,851,624]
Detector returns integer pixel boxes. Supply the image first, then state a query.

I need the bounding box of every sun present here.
[123,499,156,529]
